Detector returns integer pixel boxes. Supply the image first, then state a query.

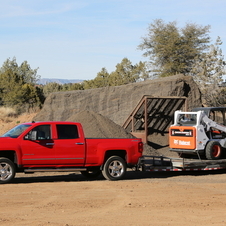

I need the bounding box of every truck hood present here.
[0,137,19,150]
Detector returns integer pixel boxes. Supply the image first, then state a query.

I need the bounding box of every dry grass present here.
[0,107,16,116]
[0,107,17,123]
[0,112,37,136]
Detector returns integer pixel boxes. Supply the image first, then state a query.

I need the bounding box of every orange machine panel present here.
[169,126,196,150]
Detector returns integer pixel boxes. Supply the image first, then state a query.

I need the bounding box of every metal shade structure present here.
[123,95,187,143]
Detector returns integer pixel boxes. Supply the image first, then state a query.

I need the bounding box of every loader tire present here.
[205,141,222,160]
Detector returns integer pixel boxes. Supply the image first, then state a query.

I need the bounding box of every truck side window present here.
[56,125,79,139]
[29,125,51,140]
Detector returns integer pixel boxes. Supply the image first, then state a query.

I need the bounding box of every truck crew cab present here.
[0,121,143,184]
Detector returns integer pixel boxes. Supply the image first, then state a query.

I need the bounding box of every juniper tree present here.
[138,19,211,77]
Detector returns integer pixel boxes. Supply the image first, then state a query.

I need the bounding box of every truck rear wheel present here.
[102,156,127,181]
[205,141,222,160]
[0,158,16,184]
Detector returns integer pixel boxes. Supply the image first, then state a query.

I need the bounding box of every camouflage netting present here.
[33,75,202,157]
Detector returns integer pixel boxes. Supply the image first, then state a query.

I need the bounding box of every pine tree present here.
[138,19,211,77]
[192,37,226,106]
[0,57,44,112]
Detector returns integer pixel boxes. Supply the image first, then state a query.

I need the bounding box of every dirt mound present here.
[67,110,134,138]
[67,110,157,155]
[147,133,178,157]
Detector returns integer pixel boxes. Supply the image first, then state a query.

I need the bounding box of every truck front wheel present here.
[0,158,16,184]
[102,156,127,181]
[205,141,222,160]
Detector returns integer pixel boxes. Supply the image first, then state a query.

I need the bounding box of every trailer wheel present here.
[81,169,102,179]
[0,158,16,184]
[102,156,127,181]
[205,141,222,160]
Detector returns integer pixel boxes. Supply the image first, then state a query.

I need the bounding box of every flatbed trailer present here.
[138,155,226,172]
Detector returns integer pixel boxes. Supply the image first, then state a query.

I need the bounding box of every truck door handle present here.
[76,143,84,145]
[46,143,54,146]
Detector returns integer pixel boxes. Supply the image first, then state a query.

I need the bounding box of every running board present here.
[24,168,87,173]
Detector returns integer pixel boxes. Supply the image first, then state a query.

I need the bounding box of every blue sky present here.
[0,0,225,80]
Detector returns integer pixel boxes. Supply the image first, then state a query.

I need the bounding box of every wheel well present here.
[0,151,17,164]
[104,150,127,162]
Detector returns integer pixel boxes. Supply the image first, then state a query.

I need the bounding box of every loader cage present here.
[192,107,226,126]
[122,96,187,143]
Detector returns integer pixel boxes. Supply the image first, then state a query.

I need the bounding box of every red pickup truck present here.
[0,121,143,184]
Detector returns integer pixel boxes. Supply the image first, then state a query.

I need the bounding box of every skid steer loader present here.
[169,107,226,160]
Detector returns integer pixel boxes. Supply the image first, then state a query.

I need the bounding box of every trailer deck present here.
[139,155,226,172]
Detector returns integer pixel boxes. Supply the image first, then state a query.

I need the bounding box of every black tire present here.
[205,141,222,160]
[0,158,16,184]
[81,169,102,179]
[102,156,127,181]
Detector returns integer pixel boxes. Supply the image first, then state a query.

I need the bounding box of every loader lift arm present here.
[202,113,226,134]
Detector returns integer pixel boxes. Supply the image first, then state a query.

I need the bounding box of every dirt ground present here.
[1,170,226,226]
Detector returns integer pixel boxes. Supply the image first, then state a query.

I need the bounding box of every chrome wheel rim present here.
[108,160,124,177]
[0,162,13,181]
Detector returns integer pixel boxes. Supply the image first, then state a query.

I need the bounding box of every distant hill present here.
[37,78,84,85]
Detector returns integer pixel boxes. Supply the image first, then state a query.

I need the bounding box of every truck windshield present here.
[177,114,197,125]
[1,124,31,138]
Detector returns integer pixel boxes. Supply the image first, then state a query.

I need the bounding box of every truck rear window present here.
[56,125,79,139]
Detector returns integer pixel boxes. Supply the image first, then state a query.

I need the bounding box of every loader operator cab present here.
[177,113,197,126]
[192,107,226,140]
[192,107,226,126]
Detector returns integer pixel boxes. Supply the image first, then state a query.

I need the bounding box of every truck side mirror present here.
[24,131,38,140]
[30,131,38,140]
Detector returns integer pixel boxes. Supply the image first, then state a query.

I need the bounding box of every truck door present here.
[20,124,55,166]
[54,124,85,166]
